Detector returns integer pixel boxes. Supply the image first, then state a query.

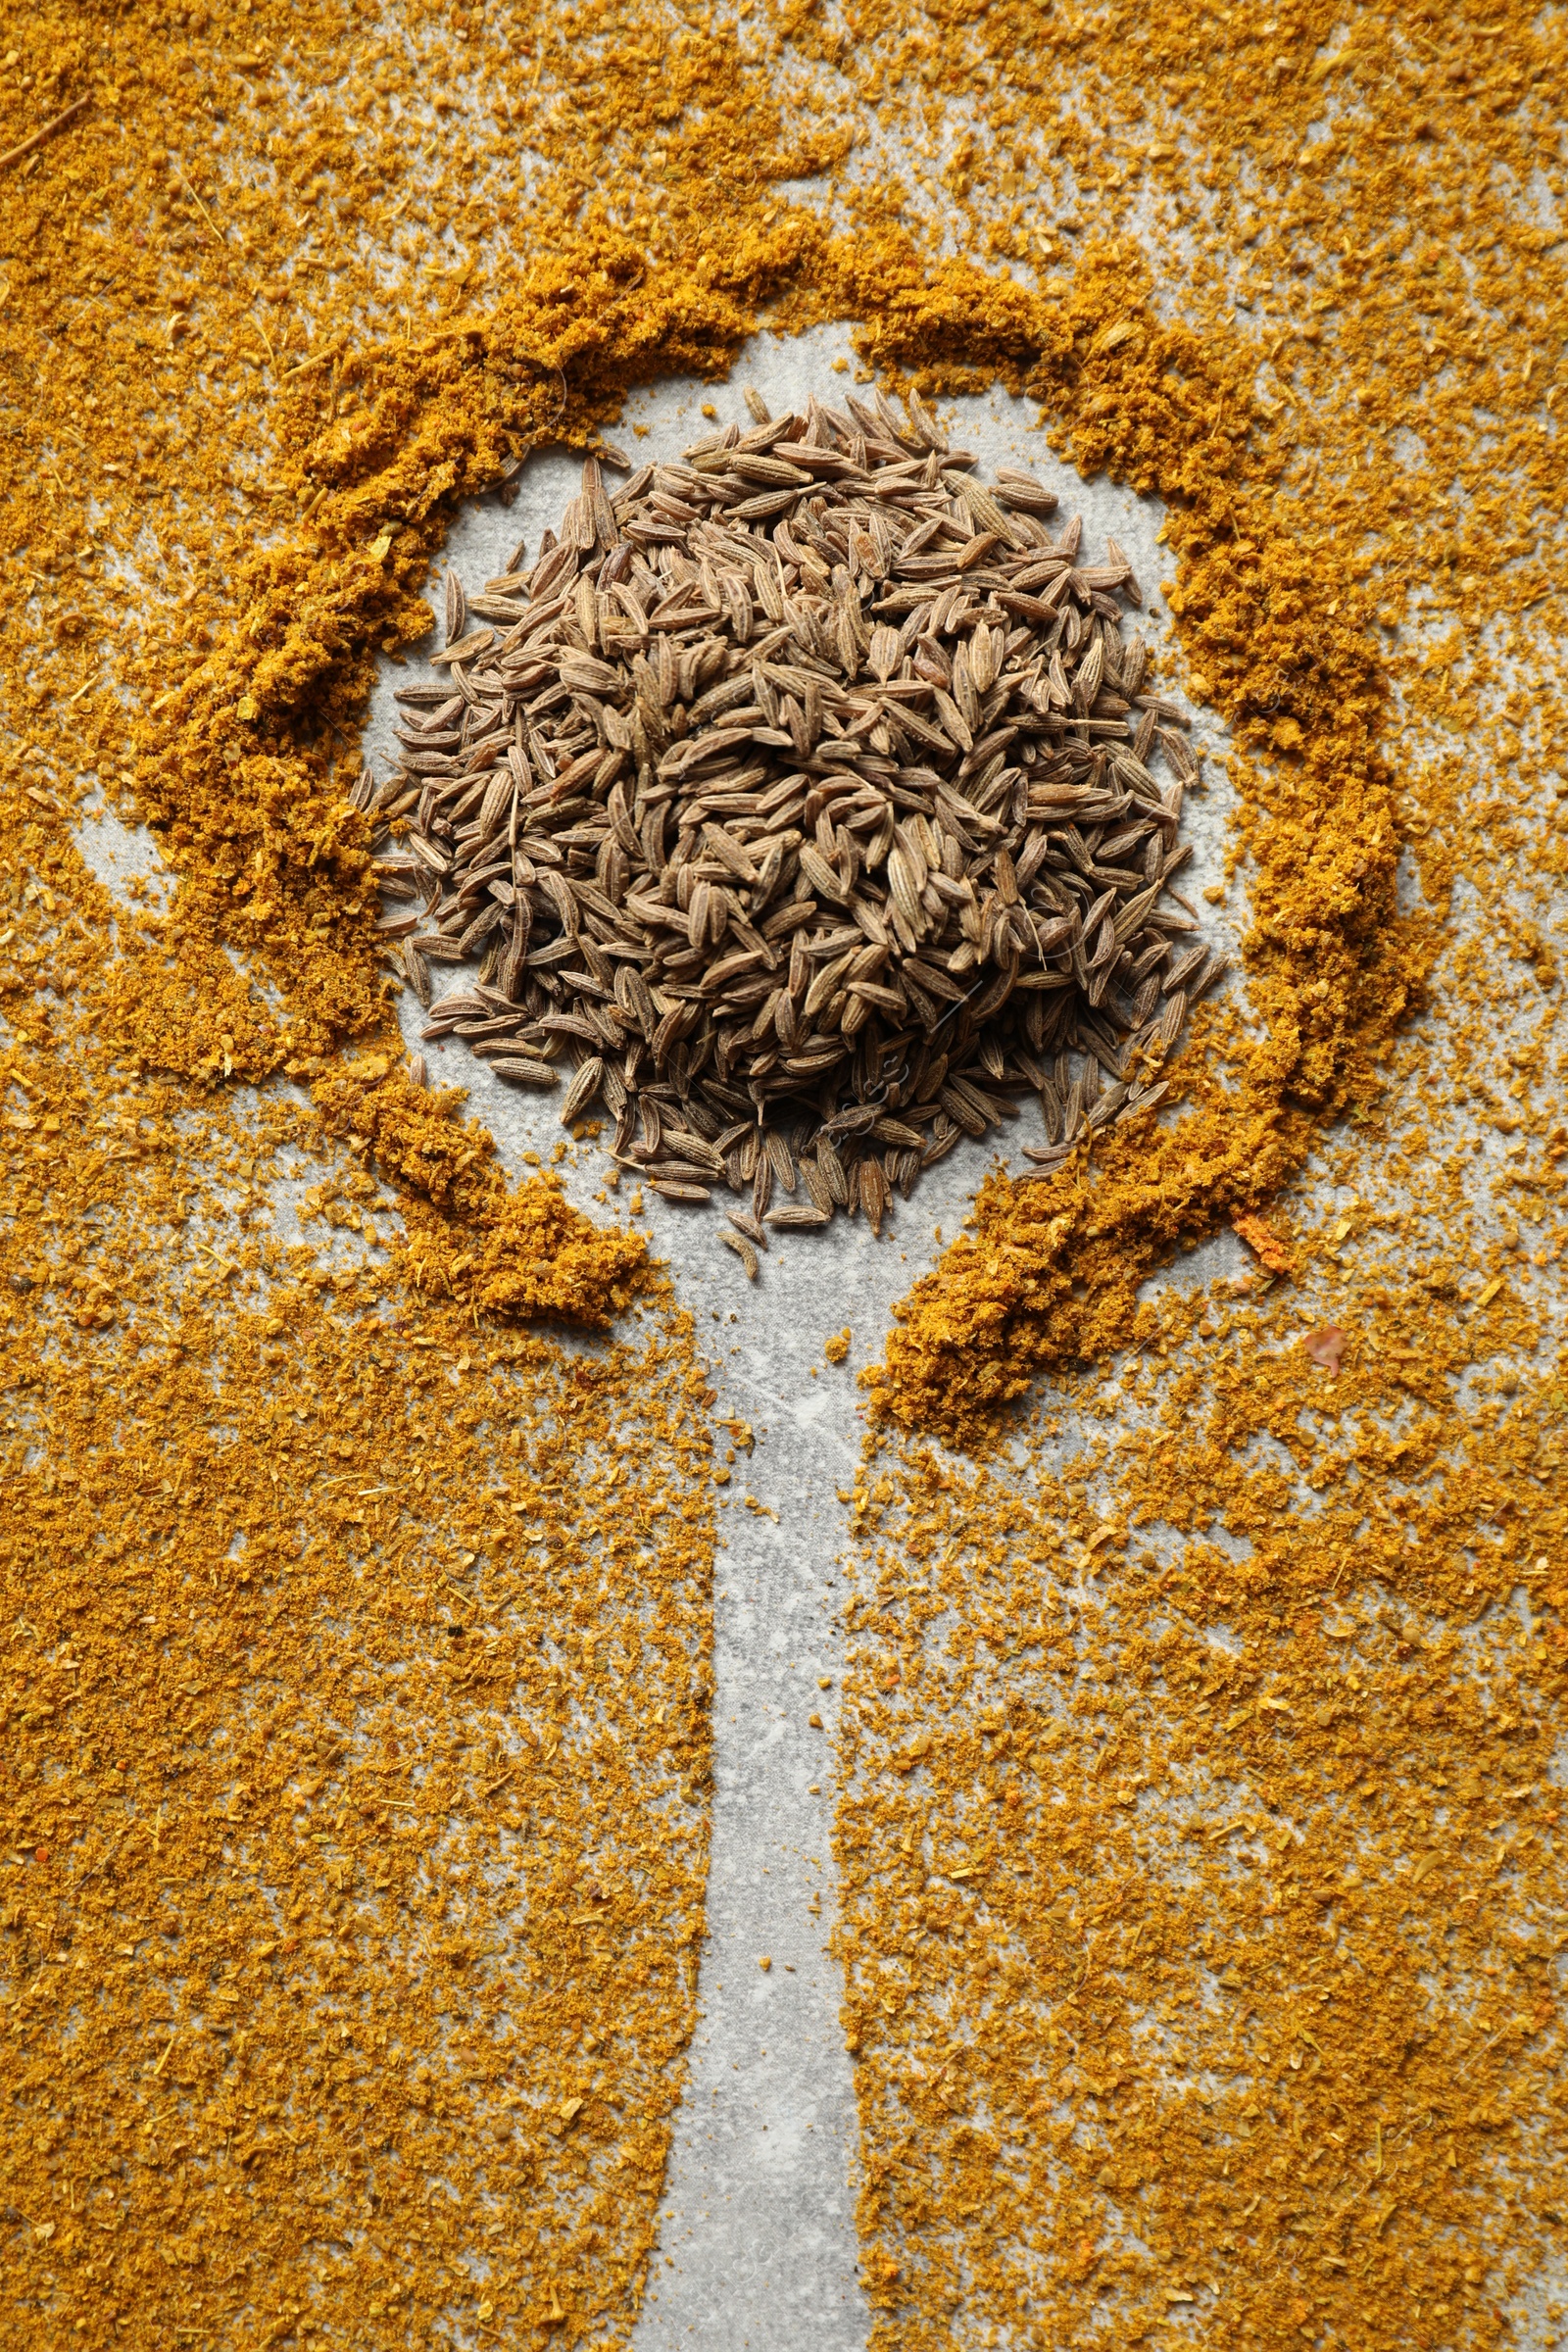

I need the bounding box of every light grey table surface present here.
[356,325,1242,2350]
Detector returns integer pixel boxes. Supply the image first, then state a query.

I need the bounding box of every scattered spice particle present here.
[1303,1322,1348,1372]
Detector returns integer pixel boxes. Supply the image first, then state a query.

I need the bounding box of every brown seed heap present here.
[366,387,1221,1263]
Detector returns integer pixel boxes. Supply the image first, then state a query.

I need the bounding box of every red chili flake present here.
[1302,1326,1347,1372]
[1233,1210,1295,1275]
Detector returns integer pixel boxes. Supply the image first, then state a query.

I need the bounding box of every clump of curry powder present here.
[312,1056,646,1326]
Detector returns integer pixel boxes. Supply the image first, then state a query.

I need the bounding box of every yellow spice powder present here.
[0,0,1564,2344]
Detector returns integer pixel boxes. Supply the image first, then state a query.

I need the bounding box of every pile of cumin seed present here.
[366,387,1222,1273]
